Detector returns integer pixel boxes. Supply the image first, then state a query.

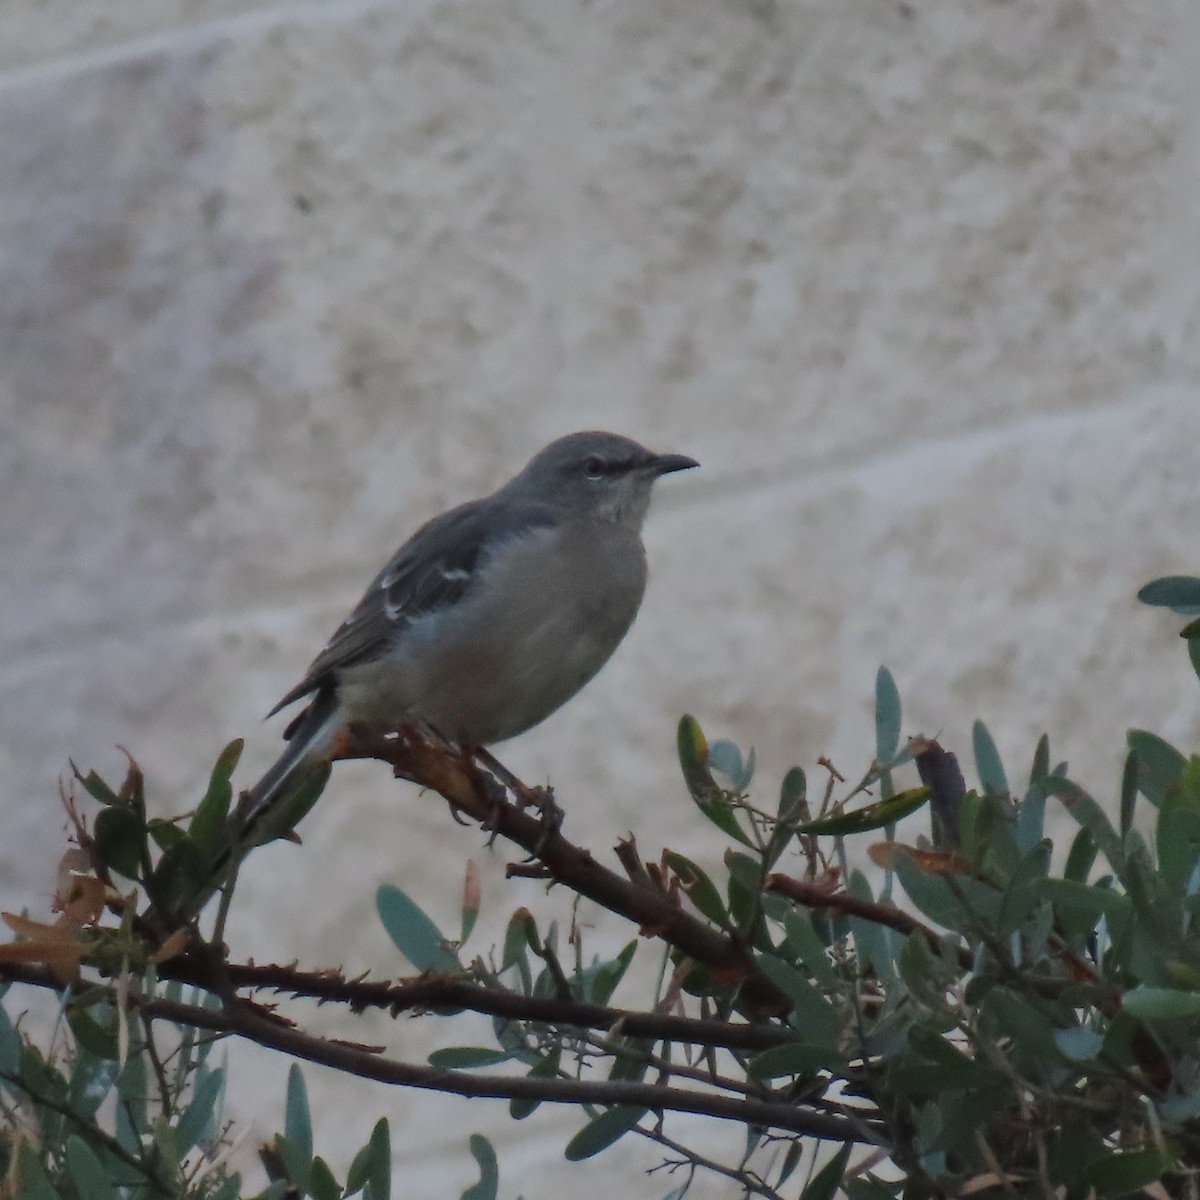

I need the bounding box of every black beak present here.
[648,452,700,476]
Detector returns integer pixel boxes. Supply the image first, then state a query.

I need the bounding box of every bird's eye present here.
[582,456,606,480]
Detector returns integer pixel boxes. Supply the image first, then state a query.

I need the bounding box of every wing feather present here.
[267,497,556,718]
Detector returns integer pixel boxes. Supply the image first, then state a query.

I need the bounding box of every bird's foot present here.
[521,785,563,857]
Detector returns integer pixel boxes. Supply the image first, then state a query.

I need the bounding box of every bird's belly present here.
[337,526,647,744]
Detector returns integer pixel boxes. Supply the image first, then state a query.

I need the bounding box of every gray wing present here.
[267,496,557,719]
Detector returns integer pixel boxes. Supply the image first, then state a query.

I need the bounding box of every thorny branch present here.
[334,724,789,1015]
[0,961,881,1144]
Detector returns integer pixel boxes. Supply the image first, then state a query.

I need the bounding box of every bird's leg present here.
[472,745,564,850]
[454,733,510,846]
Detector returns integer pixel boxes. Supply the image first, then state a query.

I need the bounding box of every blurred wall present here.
[3,0,1199,1194]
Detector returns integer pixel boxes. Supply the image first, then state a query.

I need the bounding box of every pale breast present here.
[336,520,648,744]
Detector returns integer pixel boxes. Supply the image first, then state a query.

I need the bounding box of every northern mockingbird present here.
[235,430,698,851]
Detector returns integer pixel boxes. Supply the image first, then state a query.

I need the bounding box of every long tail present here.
[233,692,340,848]
[167,694,340,923]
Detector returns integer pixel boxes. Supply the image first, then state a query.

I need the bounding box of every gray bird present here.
[236,430,698,851]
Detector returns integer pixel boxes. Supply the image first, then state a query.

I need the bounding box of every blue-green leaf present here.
[428,1047,510,1069]
[1054,1026,1103,1061]
[377,884,459,972]
[875,667,902,763]
[1083,1147,1174,1197]
[564,1106,646,1161]
[1127,730,1186,808]
[1137,575,1200,614]
[802,1142,852,1200]
[461,1134,499,1200]
[177,1066,223,1150]
[283,1064,313,1178]
[1121,986,1200,1020]
[972,720,1009,796]
[755,955,839,1046]
[363,1118,391,1200]
[14,1145,59,1200]
[66,1136,118,1200]
[510,1050,561,1120]
[747,1042,845,1078]
[310,1157,342,1200]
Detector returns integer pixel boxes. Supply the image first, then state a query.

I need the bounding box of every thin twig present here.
[131,991,880,1141]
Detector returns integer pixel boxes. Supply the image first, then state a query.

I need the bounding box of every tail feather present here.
[232,690,340,851]
[165,693,340,923]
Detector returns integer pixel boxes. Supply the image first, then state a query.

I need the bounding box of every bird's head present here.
[507,431,698,528]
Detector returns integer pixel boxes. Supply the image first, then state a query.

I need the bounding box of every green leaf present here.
[177,1066,224,1150]
[146,819,188,853]
[1138,575,1200,614]
[564,1106,646,1161]
[510,1049,560,1120]
[1063,828,1098,883]
[377,884,459,972]
[93,806,145,879]
[1039,878,1131,943]
[255,761,332,845]
[777,1141,805,1190]
[74,768,121,807]
[114,1055,146,1150]
[501,908,536,975]
[875,667,902,763]
[782,909,838,990]
[972,720,1009,796]
[1028,734,1050,786]
[363,1117,391,1200]
[801,1142,852,1200]
[1083,1146,1174,1197]
[14,1145,59,1200]
[66,1136,118,1200]
[1157,757,1200,892]
[309,1157,341,1200]
[1128,730,1187,808]
[0,1002,20,1076]
[1119,750,1138,838]
[844,1177,899,1200]
[798,786,929,835]
[662,852,730,929]
[428,1047,510,1069]
[283,1064,313,1183]
[676,715,753,846]
[346,1118,390,1200]
[755,954,839,1046]
[778,766,807,821]
[1121,985,1200,1020]
[747,1042,844,1078]
[587,940,637,1006]
[190,739,243,854]
[67,1005,119,1061]
[461,1134,499,1200]
[1044,777,1126,876]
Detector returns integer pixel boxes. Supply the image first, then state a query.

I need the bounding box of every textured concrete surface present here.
[3,0,1200,1194]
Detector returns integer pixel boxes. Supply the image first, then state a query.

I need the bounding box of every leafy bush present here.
[3,575,1200,1198]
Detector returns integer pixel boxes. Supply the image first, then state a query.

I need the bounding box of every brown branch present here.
[334,726,788,1015]
[0,954,794,1054]
[1,959,882,1142]
[138,991,879,1142]
[763,872,973,969]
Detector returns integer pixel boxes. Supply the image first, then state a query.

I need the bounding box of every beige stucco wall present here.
[3,0,1200,1194]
